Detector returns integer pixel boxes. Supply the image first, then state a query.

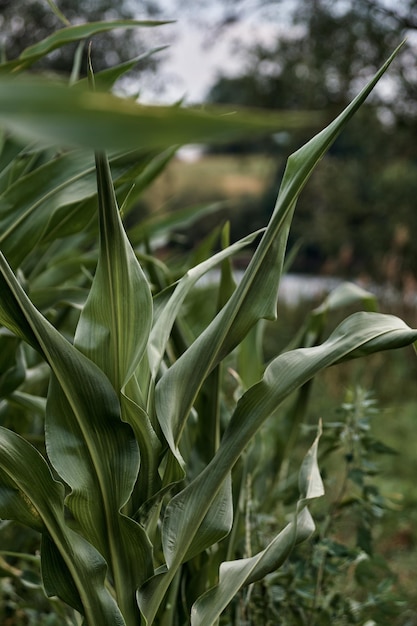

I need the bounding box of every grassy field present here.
[141,152,277,212]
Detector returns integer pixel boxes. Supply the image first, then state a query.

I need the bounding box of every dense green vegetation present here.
[0,4,416,626]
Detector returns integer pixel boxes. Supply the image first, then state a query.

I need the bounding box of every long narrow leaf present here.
[154,44,404,461]
[0,77,317,151]
[0,148,153,268]
[148,229,263,378]
[74,152,152,390]
[72,151,154,622]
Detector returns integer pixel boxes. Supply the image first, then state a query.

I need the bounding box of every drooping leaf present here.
[190,425,323,626]
[163,313,417,567]
[0,427,125,626]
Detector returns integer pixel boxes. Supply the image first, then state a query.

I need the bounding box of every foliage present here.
[0,10,416,626]
[272,387,408,626]
[212,387,411,626]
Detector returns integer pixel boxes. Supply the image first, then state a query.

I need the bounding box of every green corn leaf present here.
[0,251,153,625]
[0,150,95,267]
[41,534,84,614]
[44,0,71,26]
[30,286,87,311]
[0,76,317,151]
[304,281,379,349]
[7,390,46,417]
[0,148,152,268]
[59,150,154,622]
[148,229,263,379]
[315,281,378,315]
[154,44,404,464]
[192,509,315,626]
[191,426,323,626]
[0,261,41,350]
[163,313,417,566]
[0,137,42,192]
[73,150,161,510]
[122,378,162,510]
[284,281,378,354]
[0,20,172,72]
[0,427,125,625]
[276,281,380,470]
[41,149,159,242]
[237,322,265,389]
[138,311,417,623]
[0,336,25,397]
[122,146,178,207]
[74,151,153,391]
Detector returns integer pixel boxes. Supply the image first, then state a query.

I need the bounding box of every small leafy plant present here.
[0,10,415,626]
[246,387,408,626]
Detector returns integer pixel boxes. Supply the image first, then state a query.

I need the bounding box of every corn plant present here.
[0,11,415,626]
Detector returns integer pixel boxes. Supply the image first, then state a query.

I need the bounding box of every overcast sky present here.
[137,2,293,104]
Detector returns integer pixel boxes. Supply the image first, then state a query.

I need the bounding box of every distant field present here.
[142,152,278,211]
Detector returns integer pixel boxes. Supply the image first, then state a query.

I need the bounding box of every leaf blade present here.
[0,77,317,150]
[154,43,405,461]
[0,426,125,626]
[191,426,323,626]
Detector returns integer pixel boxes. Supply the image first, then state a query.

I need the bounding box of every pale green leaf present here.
[74,151,153,391]
[148,229,263,379]
[163,313,417,568]
[191,508,314,626]
[314,281,378,315]
[191,426,323,626]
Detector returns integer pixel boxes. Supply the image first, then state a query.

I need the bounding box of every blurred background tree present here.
[204,0,417,285]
